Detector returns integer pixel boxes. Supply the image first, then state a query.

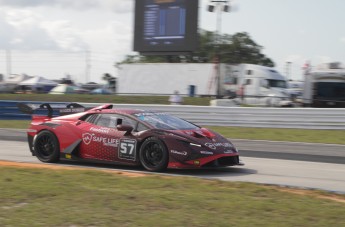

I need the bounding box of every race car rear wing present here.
[17,103,85,118]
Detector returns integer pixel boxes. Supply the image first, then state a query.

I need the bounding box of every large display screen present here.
[134,0,199,54]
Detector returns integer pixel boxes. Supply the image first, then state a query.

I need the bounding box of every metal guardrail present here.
[1,101,345,129]
[108,103,345,130]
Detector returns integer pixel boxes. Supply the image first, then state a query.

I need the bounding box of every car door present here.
[78,113,139,163]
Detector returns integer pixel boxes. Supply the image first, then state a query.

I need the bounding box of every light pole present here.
[207,0,231,98]
[286,61,292,81]
[6,49,12,78]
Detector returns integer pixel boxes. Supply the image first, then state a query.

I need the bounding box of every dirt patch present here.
[271,186,345,204]
[0,160,148,178]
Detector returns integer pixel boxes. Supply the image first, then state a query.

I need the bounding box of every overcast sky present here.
[0,0,344,83]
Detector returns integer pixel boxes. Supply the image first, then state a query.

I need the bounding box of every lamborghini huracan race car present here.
[19,103,242,172]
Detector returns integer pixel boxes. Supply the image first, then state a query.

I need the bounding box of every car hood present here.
[166,128,237,152]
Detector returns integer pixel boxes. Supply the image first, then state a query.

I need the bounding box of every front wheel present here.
[139,137,168,172]
[33,130,60,163]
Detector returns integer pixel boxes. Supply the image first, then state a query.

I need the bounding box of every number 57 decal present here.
[119,139,137,161]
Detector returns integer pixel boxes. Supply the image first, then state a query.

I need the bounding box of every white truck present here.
[117,63,292,106]
[303,62,345,107]
[221,64,292,106]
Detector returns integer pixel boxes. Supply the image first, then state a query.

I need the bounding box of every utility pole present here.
[208,0,231,98]
[6,49,12,77]
[85,50,91,83]
[286,61,292,81]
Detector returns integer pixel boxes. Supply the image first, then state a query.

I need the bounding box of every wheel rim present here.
[36,134,56,158]
[142,142,164,167]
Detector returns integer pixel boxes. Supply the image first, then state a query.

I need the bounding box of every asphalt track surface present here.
[1,129,345,193]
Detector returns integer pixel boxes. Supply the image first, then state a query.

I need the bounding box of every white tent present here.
[2,74,32,93]
[0,83,6,93]
[49,84,78,95]
[19,76,58,86]
[17,76,58,93]
[6,74,32,84]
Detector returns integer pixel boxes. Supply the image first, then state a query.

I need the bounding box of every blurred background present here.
[0,0,344,107]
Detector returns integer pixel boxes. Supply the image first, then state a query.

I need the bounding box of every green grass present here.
[207,126,345,145]
[1,120,345,145]
[0,166,344,227]
[0,94,212,106]
[0,120,30,129]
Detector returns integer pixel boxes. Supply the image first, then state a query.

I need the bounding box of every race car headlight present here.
[177,139,202,147]
[189,143,202,147]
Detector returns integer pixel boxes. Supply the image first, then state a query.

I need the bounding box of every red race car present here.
[19,103,243,172]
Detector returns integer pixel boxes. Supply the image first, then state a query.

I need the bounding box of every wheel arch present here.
[33,129,60,149]
[138,136,170,172]
[138,135,170,160]
[33,129,60,163]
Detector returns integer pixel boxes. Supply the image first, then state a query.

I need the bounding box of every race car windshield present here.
[134,113,199,130]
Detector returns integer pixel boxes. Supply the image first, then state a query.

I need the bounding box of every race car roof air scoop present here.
[200,128,215,139]
[192,131,206,138]
[89,104,113,111]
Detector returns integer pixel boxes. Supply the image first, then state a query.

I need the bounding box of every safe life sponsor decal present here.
[170,150,187,156]
[82,133,119,147]
[200,151,213,155]
[204,142,233,150]
[119,139,137,161]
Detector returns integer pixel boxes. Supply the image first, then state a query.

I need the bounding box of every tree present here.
[217,32,275,67]
[118,30,275,67]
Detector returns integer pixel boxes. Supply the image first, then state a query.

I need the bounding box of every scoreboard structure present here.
[134,0,199,55]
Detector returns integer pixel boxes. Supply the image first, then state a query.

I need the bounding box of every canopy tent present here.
[19,76,58,86]
[0,83,6,93]
[0,74,33,93]
[90,88,112,95]
[49,84,89,94]
[6,74,32,84]
[49,84,77,95]
[18,76,58,93]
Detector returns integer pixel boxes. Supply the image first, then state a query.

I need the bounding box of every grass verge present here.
[1,120,345,145]
[0,165,344,227]
[207,126,345,145]
[0,120,30,129]
[0,94,212,106]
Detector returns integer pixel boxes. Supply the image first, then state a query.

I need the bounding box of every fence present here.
[1,101,345,129]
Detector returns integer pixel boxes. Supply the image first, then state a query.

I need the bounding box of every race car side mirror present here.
[117,124,133,136]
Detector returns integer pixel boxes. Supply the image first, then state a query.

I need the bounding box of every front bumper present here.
[168,153,242,169]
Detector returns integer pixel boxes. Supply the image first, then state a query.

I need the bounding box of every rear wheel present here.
[139,137,168,172]
[33,130,60,163]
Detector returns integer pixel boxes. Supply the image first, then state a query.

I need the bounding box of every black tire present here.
[33,130,60,163]
[139,137,169,172]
